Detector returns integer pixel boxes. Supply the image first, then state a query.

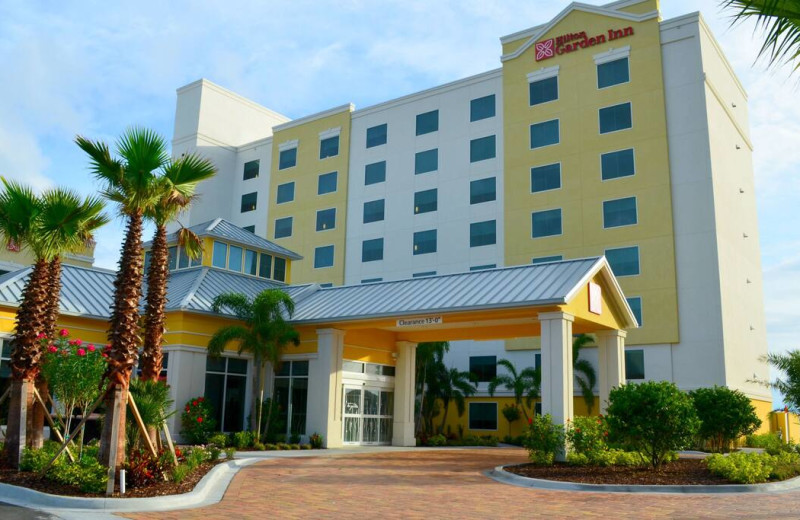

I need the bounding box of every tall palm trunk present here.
[251,354,263,436]
[99,213,144,470]
[440,397,450,434]
[141,224,168,382]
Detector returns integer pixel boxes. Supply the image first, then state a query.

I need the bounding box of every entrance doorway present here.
[342,386,393,445]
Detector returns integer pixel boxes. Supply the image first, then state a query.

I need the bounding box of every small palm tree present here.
[573,334,598,415]
[436,365,477,433]
[209,290,300,438]
[488,359,541,422]
[721,1,800,71]
[759,350,800,413]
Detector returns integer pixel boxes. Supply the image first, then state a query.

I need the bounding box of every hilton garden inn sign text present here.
[535,26,634,61]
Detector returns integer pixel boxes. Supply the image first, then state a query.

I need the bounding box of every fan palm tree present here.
[415,342,449,436]
[76,127,169,468]
[488,359,541,422]
[573,334,598,415]
[758,350,800,413]
[721,1,800,71]
[139,155,216,384]
[209,290,300,439]
[437,365,477,433]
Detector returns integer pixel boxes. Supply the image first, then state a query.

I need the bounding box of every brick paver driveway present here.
[124,448,800,519]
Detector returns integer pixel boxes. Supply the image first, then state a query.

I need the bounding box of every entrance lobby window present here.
[205,356,248,432]
[343,387,394,444]
[274,360,309,437]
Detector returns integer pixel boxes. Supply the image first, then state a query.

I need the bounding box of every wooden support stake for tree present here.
[46,393,67,430]
[162,422,178,466]
[40,390,106,476]
[0,386,10,406]
[31,388,75,464]
[105,385,123,497]
[127,393,158,460]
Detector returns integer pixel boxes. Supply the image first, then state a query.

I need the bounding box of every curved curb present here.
[487,465,800,494]
[0,457,261,512]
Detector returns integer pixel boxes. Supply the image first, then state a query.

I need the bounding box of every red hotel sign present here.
[535,26,634,61]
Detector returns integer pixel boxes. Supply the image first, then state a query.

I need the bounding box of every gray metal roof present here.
[150,218,302,260]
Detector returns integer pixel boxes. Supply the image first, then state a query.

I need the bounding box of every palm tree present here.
[488,359,541,422]
[573,334,598,415]
[76,127,168,468]
[721,1,800,71]
[759,350,800,413]
[415,342,449,436]
[140,156,216,383]
[436,365,477,433]
[209,290,300,438]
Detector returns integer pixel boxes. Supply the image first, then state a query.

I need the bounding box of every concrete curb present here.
[487,465,800,494]
[0,457,261,512]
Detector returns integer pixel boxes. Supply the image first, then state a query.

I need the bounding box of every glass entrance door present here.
[342,386,393,445]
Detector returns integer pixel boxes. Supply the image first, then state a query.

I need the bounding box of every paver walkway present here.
[123,448,800,519]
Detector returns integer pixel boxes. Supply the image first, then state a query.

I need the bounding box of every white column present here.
[307,328,345,448]
[595,329,627,414]
[539,311,575,431]
[393,341,417,447]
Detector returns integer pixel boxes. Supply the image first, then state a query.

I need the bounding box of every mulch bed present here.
[506,459,736,485]
[0,460,224,498]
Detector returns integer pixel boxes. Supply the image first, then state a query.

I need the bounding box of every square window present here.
[598,57,630,89]
[470,135,496,163]
[599,102,632,134]
[167,246,177,270]
[413,229,437,255]
[259,253,272,278]
[532,209,562,238]
[601,149,635,180]
[627,296,643,326]
[243,160,259,180]
[316,208,336,231]
[244,249,257,276]
[362,238,384,262]
[470,177,496,205]
[319,135,339,159]
[416,110,439,135]
[273,257,287,281]
[605,246,640,276]
[625,350,645,380]
[314,245,334,268]
[531,163,561,193]
[366,123,387,148]
[318,171,338,195]
[470,94,495,122]
[530,119,559,149]
[415,149,438,174]
[212,241,227,268]
[228,245,243,272]
[414,188,437,214]
[529,76,558,106]
[242,225,255,233]
[532,255,562,264]
[277,182,295,204]
[240,192,257,213]
[469,355,497,382]
[470,220,496,247]
[363,199,385,223]
[177,247,190,269]
[603,197,637,228]
[468,402,498,430]
[279,148,297,170]
[274,217,293,239]
[365,161,386,185]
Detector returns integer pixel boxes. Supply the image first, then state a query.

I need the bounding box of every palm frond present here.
[207,325,253,357]
[211,292,254,320]
[176,227,203,260]
[721,0,800,69]
[496,358,518,379]
[0,177,42,254]
[488,374,513,396]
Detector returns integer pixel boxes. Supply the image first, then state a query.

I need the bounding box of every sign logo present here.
[396,316,443,328]
[588,282,602,315]
[534,26,634,61]
[535,39,555,61]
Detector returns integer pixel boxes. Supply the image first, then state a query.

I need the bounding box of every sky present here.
[0,1,797,373]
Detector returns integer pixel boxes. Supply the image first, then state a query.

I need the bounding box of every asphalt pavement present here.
[0,502,54,520]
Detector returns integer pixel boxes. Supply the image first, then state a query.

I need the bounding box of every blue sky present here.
[0,1,798,368]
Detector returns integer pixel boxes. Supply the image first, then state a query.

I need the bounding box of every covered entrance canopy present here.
[289,257,638,448]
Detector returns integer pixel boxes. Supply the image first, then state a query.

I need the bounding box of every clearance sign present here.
[535,26,634,61]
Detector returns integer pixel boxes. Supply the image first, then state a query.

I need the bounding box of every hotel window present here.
[228,245,243,272]
[318,171,338,195]
[625,350,645,380]
[243,225,255,233]
[413,230,437,255]
[167,246,177,270]
[279,147,297,170]
[416,109,439,135]
[470,135,496,163]
[605,246,640,276]
[470,94,495,122]
[363,199,385,223]
[366,123,387,148]
[470,177,496,205]
[176,246,198,269]
[531,209,562,238]
[469,355,496,382]
[529,76,558,106]
[470,264,496,271]
[470,220,496,247]
[469,402,498,430]
[362,238,384,262]
[258,253,272,279]
[243,160,259,180]
[414,188,437,214]
[0,339,11,402]
[319,135,339,159]
[320,283,333,288]
[599,102,632,134]
[365,161,386,185]
[277,182,295,204]
[274,217,293,239]
[273,257,287,282]
[316,208,336,231]
[601,149,635,180]
[603,197,637,228]
[413,271,436,278]
[205,356,248,432]
[241,192,257,213]
[531,163,561,193]
[597,57,630,89]
[627,296,643,326]
[415,149,438,175]
[362,278,383,284]
[243,249,257,276]
[530,120,559,149]
[314,245,334,268]
[212,241,227,268]
[273,360,309,437]
[532,255,563,264]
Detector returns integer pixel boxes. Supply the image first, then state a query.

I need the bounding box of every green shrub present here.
[123,448,171,489]
[172,464,190,484]
[566,449,645,467]
[707,452,774,483]
[208,433,229,448]
[606,381,699,469]
[309,433,324,449]
[769,451,800,480]
[185,447,209,470]
[276,442,290,450]
[523,414,565,466]
[49,456,107,494]
[20,446,57,472]
[181,397,216,444]
[690,386,761,452]
[566,416,608,458]
[232,431,254,450]
[426,434,447,447]
[289,433,301,444]
[224,447,237,459]
[745,433,788,455]
[289,444,300,450]
[208,446,221,462]
[253,442,266,451]
[300,444,312,450]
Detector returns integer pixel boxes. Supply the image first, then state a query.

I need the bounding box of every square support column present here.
[308,328,345,448]
[539,312,575,441]
[595,329,627,414]
[393,341,417,447]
